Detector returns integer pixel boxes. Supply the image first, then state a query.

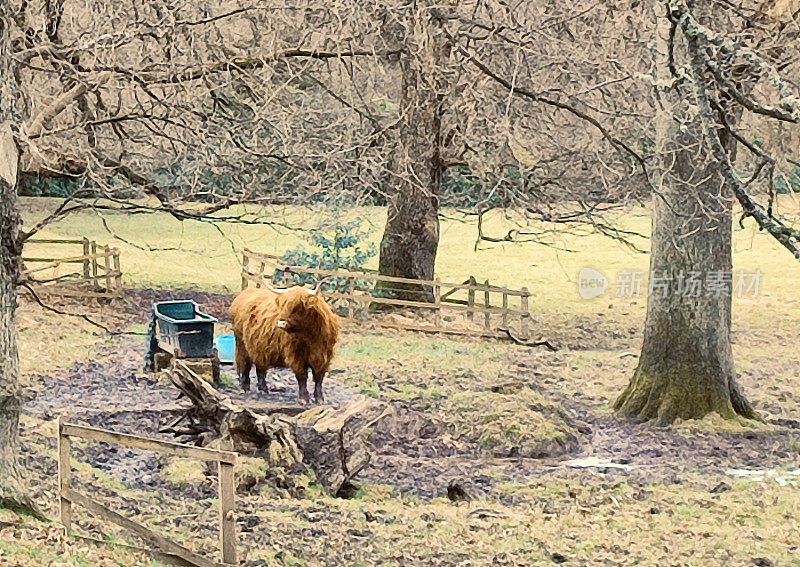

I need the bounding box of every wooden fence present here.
[241,249,532,339]
[21,237,123,299]
[58,417,237,567]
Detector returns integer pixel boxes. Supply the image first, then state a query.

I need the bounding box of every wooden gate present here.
[21,237,123,299]
[58,418,237,566]
[241,249,533,339]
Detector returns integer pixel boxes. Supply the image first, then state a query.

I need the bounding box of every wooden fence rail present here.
[241,249,532,340]
[58,417,237,567]
[21,237,123,299]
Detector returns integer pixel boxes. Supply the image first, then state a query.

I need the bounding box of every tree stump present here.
[166,361,389,495]
[292,398,391,493]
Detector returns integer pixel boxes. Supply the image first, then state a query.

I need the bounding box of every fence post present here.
[241,252,250,291]
[90,240,99,289]
[113,250,123,298]
[218,461,236,565]
[347,277,355,318]
[57,417,72,536]
[82,237,90,281]
[103,245,112,291]
[467,276,476,322]
[258,261,266,288]
[434,279,441,329]
[502,287,509,328]
[484,280,491,330]
[520,287,530,339]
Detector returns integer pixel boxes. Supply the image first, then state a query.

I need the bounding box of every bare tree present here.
[9,1,639,296]
[445,1,799,423]
[616,0,800,423]
[380,2,450,300]
[376,2,452,299]
[373,1,655,298]
[445,2,653,247]
[13,1,398,221]
[0,3,44,519]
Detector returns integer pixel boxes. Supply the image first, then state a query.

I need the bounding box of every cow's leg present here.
[293,366,311,404]
[239,359,252,392]
[235,336,252,392]
[312,368,325,404]
[256,366,269,393]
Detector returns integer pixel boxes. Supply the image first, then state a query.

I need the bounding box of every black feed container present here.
[153,300,217,358]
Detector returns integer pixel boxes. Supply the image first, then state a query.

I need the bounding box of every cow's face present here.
[276,287,323,334]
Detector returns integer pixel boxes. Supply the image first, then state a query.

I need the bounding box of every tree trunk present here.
[0,8,43,518]
[378,5,450,301]
[614,6,756,425]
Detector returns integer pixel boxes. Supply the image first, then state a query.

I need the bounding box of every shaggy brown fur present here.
[229,286,341,403]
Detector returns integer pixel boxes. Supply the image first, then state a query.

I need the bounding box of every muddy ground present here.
[22,289,800,499]
[11,288,800,566]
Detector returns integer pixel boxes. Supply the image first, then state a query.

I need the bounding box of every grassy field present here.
[5,196,800,566]
[19,196,800,329]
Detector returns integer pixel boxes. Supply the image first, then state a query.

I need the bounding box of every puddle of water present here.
[726,468,800,486]
[563,456,633,471]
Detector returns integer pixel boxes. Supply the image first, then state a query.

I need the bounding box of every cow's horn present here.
[264,281,287,294]
[311,277,331,295]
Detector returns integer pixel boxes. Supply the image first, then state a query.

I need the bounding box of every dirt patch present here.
[20,287,800,504]
[508,350,800,474]
[24,331,800,503]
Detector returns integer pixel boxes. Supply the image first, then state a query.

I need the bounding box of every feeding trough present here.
[145,300,220,383]
[153,300,217,358]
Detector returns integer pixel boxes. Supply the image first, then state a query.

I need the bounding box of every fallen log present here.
[166,360,389,495]
[498,327,558,351]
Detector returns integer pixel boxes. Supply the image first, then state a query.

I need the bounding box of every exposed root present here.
[729,379,761,421]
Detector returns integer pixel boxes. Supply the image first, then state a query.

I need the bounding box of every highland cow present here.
[229,282,340,404]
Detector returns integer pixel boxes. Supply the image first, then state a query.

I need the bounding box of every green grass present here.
[483,473,800,565]
[162,458,207,488]
[337,332,509,399]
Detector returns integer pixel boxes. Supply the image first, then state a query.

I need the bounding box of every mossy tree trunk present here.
[0,7,44,518]
[378,4,451,301]
[614,4,756,425]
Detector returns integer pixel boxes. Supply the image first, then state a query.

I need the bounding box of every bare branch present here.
[686,29,800,259]
[23,72,111,139]
[18,282,146,336]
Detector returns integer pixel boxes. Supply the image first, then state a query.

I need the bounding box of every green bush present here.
[19,175,94,198]
[277,218,376,293]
